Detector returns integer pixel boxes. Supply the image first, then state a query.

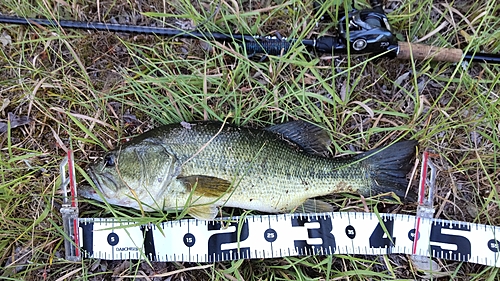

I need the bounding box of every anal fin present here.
[189,205,219,220]
[295,199,334,213]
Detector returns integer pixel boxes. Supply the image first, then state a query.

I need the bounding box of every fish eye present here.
[103,154,115,167]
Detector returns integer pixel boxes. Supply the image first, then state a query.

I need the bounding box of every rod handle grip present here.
[397,42,463,62]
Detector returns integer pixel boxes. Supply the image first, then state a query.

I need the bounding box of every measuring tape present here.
[76,212,500,265]
[60,151,500,267]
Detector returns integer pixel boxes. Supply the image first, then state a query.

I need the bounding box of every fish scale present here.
[165,124,366,206]
[83,121,417,220]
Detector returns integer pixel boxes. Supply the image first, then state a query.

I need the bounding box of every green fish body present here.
[82,121,417,220]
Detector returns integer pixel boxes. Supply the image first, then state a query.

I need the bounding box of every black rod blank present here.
[0,15,254,42]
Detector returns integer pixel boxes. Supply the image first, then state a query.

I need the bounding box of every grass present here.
[1,0,500,279]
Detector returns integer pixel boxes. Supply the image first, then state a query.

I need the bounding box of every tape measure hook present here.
[59,150,81,261]
[418,151,437,208]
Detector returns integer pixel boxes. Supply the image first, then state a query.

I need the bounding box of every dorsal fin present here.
[266,120,332,157]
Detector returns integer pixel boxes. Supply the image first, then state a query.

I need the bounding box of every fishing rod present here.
[0,0,499,63]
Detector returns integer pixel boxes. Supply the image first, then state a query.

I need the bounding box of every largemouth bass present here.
[81,121,417,220]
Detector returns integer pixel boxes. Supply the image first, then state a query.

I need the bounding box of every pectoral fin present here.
[188,205,219,220]
[179,175,233,197]
[295,199,334,213]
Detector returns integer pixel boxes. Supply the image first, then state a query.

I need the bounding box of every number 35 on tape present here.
[77,212,500,267]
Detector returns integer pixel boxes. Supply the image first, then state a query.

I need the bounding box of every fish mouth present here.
[83,167,141,208]
[79,168,100,200]
[82,167,116,200]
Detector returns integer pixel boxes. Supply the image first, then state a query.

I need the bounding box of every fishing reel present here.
[312,0,398,55]
[337,8,397,53]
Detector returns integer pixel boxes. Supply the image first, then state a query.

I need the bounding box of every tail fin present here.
[357,140,418,200]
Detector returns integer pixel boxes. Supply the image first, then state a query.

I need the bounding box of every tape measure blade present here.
[470,223,500,267]
[89,219,116,259]
[234,215,278,259]
[483,224,500,267]
[390,214,415,255]
[269,214,307,257]
[328,212,355,254]
[112,220,143,260]
[343,213,378,255]
[76,214,500,268]
[152,220,198,262]
[428,219,500,267]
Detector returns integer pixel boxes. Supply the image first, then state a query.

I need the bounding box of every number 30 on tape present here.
[77,212,500,267]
